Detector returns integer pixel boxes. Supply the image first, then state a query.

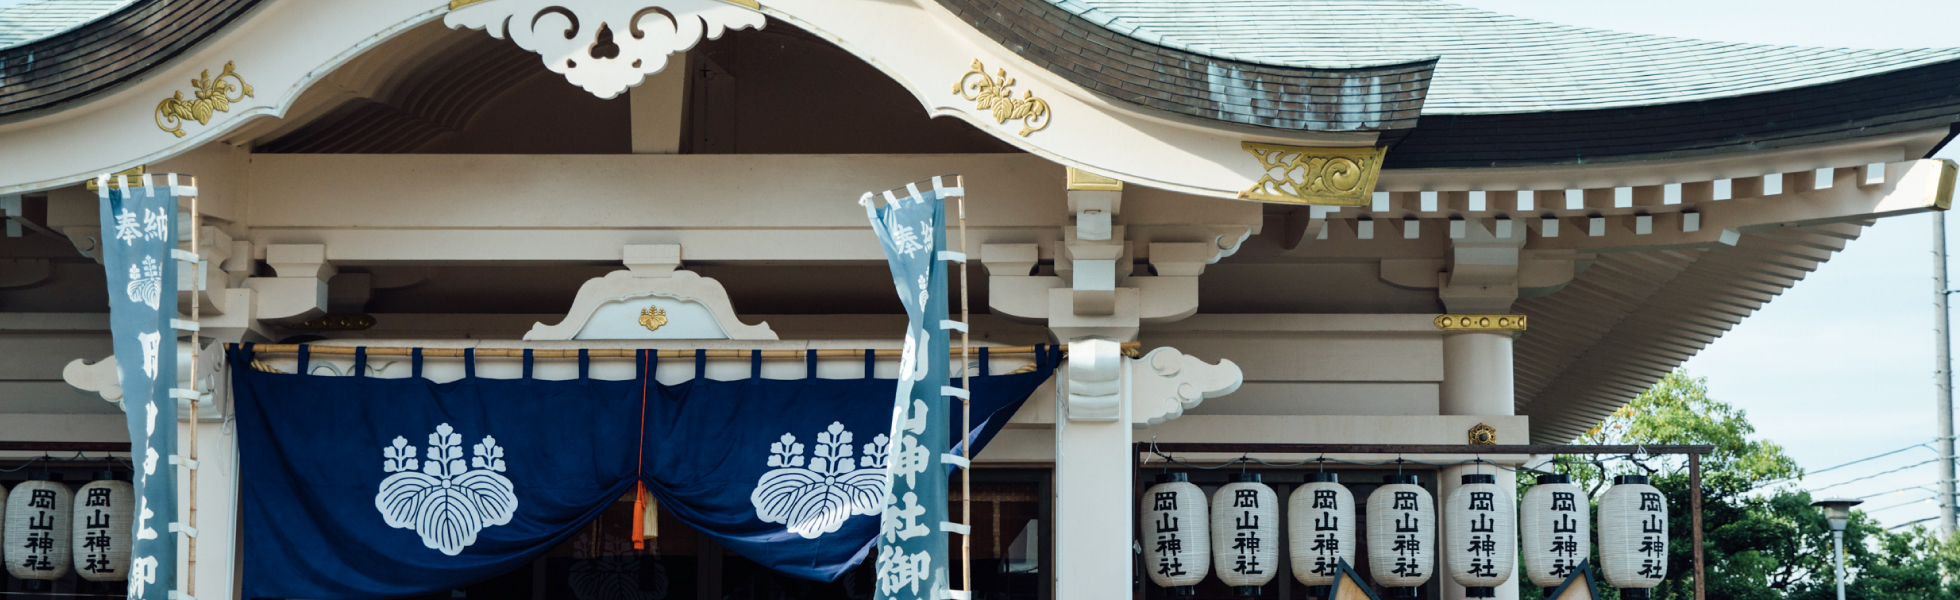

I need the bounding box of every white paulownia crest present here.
[375,423,519,556]
[750,421,889,539]
[127,255,162,310]
[444,0,766,99]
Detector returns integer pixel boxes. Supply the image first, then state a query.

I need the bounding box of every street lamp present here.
[1812,497,1864,600]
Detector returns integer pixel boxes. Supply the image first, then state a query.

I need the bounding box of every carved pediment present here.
[527,266,775,341]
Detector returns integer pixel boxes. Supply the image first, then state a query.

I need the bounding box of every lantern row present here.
[1,474,136,589]
[1140,472,1668,599]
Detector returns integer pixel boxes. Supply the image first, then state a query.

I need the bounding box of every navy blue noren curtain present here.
[232,347,1055,600]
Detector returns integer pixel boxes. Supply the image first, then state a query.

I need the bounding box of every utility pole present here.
[1935,210,1957,537]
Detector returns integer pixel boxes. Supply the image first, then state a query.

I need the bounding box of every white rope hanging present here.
[5,476,74,584]
[1211,473,1278,595]
[1366,474,1435,597]
[1520,474,1590,589]
[1445,473,1516,596]
[1598,474,1668,599]
[1140,473,1209,595]
[72,474,135,582]
[1288,472,1354,593]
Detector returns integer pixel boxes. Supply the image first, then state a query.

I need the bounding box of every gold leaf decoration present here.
[639,306,669,332]
[155,61,253,138]
[1237,142,1388,206]
[954,60,1051,137]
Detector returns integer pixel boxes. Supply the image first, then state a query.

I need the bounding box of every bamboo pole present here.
[230,342,1136,359]
[185,189,200,600]
[955,177,972,597]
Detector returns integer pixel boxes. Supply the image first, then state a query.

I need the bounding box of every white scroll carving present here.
[1130,347,1242,426]
[445,0,766,99]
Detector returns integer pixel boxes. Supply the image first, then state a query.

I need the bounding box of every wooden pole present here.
[229,342,1135,359]
[955,176,973,598]
[1144,443,1714,455]
[1691,452,1705,600]
[185,187,201,600]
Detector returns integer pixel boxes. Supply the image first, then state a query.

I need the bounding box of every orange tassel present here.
[632,481,648,550]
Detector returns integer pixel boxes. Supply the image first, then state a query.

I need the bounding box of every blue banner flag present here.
[96,176,182,600]
[862,178,954,600]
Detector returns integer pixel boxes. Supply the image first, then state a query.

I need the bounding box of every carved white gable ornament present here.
[445,0,766,99]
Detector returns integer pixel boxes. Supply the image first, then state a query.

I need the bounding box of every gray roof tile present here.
[1048,0,1960,114]
[0,0,131,49]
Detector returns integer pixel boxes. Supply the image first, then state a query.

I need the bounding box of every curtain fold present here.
[232,346,1056,600]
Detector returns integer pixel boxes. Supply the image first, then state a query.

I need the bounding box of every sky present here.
[1452,0,1960,529]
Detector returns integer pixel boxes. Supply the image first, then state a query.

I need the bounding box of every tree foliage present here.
[1519,370,1960,600]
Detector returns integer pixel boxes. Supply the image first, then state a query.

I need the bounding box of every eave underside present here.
[1387,59,1960,169]
[1514,222,1868,442]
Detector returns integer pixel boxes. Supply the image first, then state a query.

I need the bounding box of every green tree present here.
[1517,370,1959,599]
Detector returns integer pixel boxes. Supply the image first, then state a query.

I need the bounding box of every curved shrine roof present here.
[1044,0,1960,115]
[0,0,130,49]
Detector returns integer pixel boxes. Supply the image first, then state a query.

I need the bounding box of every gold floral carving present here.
[639,306,669,332]
[954,60,1051,137]
[1432,314,1528,332]
[1469,423,1497,445]
[1237,142,1386,206]
[155,61,253,138]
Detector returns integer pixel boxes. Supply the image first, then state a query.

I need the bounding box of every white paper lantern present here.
[1599,474,1668,598]
[1445,473,1516,596]
[5,476,74,583]
[1289,473,1355,594]
[1520,474,1590,589]
[1140,473,1210,595]
[1367,475,1435,596]
[73,474,135,582]
[1211,474,1278,596]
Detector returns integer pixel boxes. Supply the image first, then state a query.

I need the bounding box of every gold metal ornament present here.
[1432,314,1528,332]
[1237,142,1386,206]
[954,60,1052,137]
[639,306,669,332]
[282,314,377,331]
[155,61,254,138]
[1066,167,1123,192]
[1468,423,1497,445]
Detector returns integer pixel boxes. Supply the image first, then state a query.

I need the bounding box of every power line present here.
[1892,516,1940,530]
[1857,485,1938,500]
[1809,458,1941,493]
[1809,443,1933,477]
[1867,496,1936,514]
[1756,442,1933,489]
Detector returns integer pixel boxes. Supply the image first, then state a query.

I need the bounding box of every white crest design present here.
[750,422,888,539]
[137,331,161,380]
[569,537,668,600]
[374,423,519,556]
[126,255,162,310]
[445,0,765,99]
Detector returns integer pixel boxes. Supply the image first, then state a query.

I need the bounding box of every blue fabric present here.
[97,185,178,600]
[231,348,1053,600]
[863,182,953,600]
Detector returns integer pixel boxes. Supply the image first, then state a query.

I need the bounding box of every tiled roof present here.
[935,0,1437,133]
[1046,0,1960,115]
[0,0,263,117]
[0,0,130,50]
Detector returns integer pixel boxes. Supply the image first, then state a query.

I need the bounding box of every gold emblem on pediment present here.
[954,60,1052,137]
[1469,423,1497,445]
[639,306,669,332]
[155,61,253,138]
[1238,142,1386,206]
